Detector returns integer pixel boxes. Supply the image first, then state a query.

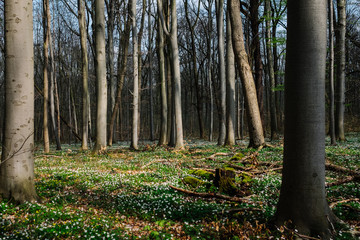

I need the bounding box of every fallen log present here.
[169,185,253,203]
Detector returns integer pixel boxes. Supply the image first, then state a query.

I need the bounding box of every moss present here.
[183,176,204,188]
[231,153,245,161]
[218,177,238,196]
[224,167,236,172]
[188,169,214,181]
[238,173,253,184]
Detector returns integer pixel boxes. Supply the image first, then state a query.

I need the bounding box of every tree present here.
[229,0,264,148]
[130,0,140,150]
[225,10,236,146]
[275,0,338,238]
[157,0,184,149]
[328,0,336,145]
[93,0,107,153]
[215,0,226,145]
[265,0,278,140]
[43,0,51,153]
[0,0,39,203]
[184,0,205,139]
[78,0,90,150]
[249,0,264,129]
[335,0,346,141]
[157,15,168,146]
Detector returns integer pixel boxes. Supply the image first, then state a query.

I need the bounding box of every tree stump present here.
[214,168,238,196]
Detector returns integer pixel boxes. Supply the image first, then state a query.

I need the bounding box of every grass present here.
[0,134,359,239]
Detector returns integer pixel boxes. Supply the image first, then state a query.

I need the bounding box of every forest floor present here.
[0,133,359,239]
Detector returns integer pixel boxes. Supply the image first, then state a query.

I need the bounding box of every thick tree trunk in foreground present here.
[93,0,107,153]
[335,0,346,141]
[0,0,39,203]
[78,0,90,150]
[229,0,264,148]
[275,1,337,238]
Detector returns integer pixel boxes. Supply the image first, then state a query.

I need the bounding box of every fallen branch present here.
[326,176,357,187]
[169,185,253,203]
[325,162,360,178]
[329,198,360,208]
[230,152,259,164]
[207,152,232,160]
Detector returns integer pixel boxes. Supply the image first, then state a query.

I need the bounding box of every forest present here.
[0,0,359,239]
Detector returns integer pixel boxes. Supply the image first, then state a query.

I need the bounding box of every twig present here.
[329,198,360,208]
[169,185,253,203]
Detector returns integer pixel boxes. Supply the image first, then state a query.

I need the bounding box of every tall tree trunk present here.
[0,0,39,203]
[43,0,50,153]
[109,13,131,146]
[93,0,107,152]
[130,0,139,150]
[158,16,168,146]
[207,0,214,142]
[328,0,336,145]
[106,0,116,142]
[229,0,264,148]
[78,0,89,150]
[148,0,155,141]
[225,10,236,146]
[184,0,205,139]
[46,0,61,151]
[249,0,264,131]
[215,0,226,145]
[275,1,338,238]
[335,0,346,141]
[157,0,184,149]
[265,0,278,140]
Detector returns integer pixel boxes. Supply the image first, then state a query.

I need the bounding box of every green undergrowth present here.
[0,134,359,239]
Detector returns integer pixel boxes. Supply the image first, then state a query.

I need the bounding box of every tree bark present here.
[229,0,264,148]
[275,1,338,238]
[93,0,107,153]
[215,0,226,146]
[335,0,346,141]
[0,0,39,203]
[225,10,236,146]
[78,0,90,150]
